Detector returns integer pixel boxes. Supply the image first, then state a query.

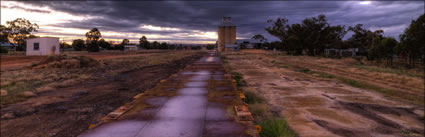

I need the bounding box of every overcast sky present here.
[1,1,423,44]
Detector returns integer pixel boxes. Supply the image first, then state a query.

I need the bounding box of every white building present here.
[124,44,138,51]
[26,37,60,56]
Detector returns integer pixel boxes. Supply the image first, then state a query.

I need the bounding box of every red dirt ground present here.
[1,51,169,71]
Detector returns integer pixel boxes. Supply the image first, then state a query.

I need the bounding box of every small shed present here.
[124,44,138,51]
[26,37,60,56]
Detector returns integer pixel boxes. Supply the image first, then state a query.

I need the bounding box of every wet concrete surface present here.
[80,51,248,137]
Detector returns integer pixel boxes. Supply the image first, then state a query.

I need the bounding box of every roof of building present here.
[26,37,60,40]
[0,42,17,47]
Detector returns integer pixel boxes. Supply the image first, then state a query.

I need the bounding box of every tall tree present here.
[265,18,289,51]
[151,41,159,49]
[252,34,267,42]
[85,28,101,42]
[85,28,102,52]
[265,15,346,55]
[139,36,150,49]
[0,25,10,43]
[347,24,383,56]
[121,39,130,45]
[1,18,39,50]
[399,13,425,67]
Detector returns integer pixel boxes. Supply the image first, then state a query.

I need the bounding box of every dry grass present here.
[0,51,203,106]
[266,54,425,106]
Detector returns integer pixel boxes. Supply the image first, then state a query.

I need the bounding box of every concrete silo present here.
[217,17,236,52]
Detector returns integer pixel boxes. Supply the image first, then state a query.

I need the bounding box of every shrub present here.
[232,72,246,87]
[244,90,265,104]
[72,39,86,51]
[32,55,99,69]
[260,118,296,137]
[0,46,8,54]
[87,41,100,52]
[298,68,311,73]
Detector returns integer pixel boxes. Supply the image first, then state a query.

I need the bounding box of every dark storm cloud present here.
[20,1,425,42]
[1,5,51,13]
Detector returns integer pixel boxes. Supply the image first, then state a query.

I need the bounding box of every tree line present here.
[264,14,424,68]
[0,18,213,53]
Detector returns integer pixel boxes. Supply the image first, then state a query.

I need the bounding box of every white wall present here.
[26,37,60,56]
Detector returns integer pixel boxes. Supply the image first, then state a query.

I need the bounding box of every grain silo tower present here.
[217,17,236,52]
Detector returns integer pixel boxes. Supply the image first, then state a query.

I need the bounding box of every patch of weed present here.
[317,72,335,78]
[231,72,246,87]
[244,90,265,104]
[260,118,296,137]
[298,68,311,73]
[339,78,424,106]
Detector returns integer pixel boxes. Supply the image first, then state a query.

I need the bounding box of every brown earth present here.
[267,54,424,103]
[0,52,204,137]
[224,53,424,137]
[1,50,171,71]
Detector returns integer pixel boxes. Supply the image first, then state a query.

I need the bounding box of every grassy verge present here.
[260,119,296,137]
[272,59,424,106]
[227,64,296,137]
[339,78,424,106]
[351,64,424,78]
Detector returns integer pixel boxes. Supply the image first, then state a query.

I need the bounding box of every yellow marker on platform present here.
[88,124,96,129]
[133,93,144,99]
[255,125,262,133]
[239,92,246,101]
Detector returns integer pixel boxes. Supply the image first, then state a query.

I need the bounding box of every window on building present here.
[34,43,39,50]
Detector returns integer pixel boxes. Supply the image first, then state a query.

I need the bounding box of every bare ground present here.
[0,52,204,137]
[224,53,424,137]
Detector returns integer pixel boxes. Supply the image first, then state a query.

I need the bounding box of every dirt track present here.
[0,53,203,137]
[225,53,424,137]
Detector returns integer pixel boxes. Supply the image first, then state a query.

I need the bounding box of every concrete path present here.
[79,51,251,137]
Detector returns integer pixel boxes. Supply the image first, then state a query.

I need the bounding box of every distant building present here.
[0,42,17,51]
[217,17,236,52]
[26,37,60,56]
[236,39,262,49]
[225,44,239,51]
[124,44,138,51]
[324,48,359,57]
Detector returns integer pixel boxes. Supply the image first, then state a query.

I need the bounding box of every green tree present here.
[60,42,71,49]
[399,13,425,68]
[265,18,289,52]
[85,28,101,42]
[98,39,112,50]
[0,25,10,43]
[252,34,267,42]
[139,36,150,49]
[347,24,383,59]
[151,41,159,49]
[266,15,346,55]
[159,42,168,49]
[72,39,86,51]
[1,18,39,51]
[85,28,102,52]
[121,39,130,45]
